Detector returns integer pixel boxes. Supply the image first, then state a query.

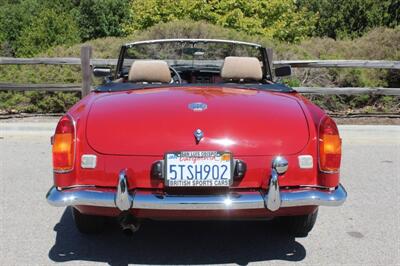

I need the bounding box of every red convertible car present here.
[46,39,346,236]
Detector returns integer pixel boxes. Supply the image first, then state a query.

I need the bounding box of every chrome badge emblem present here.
[194,129,204,144]
[188,102,207,112]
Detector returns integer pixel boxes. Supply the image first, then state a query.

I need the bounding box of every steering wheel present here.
[169,66,182,84]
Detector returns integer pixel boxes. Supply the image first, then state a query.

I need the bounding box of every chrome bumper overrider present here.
[47,171,347,211]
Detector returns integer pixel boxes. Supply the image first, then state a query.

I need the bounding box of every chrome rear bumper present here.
[46,182,347,211]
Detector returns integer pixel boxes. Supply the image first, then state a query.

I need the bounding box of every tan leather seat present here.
[220,56,263,82]
[128,60,171,83]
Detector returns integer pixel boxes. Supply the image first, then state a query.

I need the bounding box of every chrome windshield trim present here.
[125,39,262,48]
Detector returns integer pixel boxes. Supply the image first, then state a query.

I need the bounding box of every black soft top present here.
[94,82,295,93]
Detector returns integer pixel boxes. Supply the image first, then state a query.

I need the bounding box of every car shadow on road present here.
[48,208,306,265]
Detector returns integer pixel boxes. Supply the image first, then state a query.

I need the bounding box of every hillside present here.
[0,21,399,114]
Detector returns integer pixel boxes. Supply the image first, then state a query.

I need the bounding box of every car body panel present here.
[53,87,337,191]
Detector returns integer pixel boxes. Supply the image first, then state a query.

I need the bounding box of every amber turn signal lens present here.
[319,116,341,172]
[52,115,75,172]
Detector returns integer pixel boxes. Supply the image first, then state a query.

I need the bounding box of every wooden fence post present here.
[266,48,273,77]
[80,46,92,97]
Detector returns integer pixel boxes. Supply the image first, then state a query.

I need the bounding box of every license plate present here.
[165,151,233,187]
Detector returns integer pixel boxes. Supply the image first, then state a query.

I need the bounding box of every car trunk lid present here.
[86,86,309,156]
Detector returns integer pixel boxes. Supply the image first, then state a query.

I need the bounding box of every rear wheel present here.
[279,209,318,237]
[72,207,106,234]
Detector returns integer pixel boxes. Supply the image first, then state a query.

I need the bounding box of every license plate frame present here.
[164,151,234,187]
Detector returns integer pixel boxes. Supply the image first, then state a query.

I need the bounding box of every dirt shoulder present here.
[0,114,61,123]
[334,117,400,125]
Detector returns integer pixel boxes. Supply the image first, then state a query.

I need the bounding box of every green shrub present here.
[306,95,400,113]
[0,91,80,113]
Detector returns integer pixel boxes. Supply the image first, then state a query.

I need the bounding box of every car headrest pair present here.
[128,56,263,83]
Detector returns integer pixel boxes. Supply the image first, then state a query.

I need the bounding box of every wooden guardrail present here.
[0,46,399,96]
[0,83,82,91]
[295,87,400,95]
[274,60,400,69]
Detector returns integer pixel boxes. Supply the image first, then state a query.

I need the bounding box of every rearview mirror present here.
[274,65,292,77]
[93,67,112,77]
[182,47,206,56]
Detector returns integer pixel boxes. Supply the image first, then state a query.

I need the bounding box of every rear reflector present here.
[319,116,341,172]
[298,155,313,169]
[52,115,75,172]
[81,154,97,169]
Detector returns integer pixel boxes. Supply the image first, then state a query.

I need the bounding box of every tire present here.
[279,209,318,237]
[72,207,106,234]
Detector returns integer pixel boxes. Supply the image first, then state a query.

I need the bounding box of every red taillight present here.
[319,116,341,172]
[52,115,75,172]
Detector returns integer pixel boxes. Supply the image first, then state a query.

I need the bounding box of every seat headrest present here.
[220,56,263,81]
[128,60,171,83]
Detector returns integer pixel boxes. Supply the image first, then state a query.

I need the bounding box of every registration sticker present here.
[164,151,233,187]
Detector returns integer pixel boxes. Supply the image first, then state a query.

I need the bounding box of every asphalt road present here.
[0,122,399,265]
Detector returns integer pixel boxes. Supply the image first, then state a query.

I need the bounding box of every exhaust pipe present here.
[119,212,141,235]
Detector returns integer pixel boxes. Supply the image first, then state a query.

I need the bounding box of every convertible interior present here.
[124,56,266,85]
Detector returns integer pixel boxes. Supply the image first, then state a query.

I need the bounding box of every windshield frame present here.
[115,39,273,81]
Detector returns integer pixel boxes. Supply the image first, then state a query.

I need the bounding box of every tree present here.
[0,0,131,56]
[0,0,81,56]
[0,0,41,55]
[297,0,400,39]
[124,0,317,43]
[78,0,131,41]
[16,8,80,57]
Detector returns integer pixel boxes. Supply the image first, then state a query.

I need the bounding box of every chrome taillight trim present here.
[53,113,77,174]
[317,115,341,174]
